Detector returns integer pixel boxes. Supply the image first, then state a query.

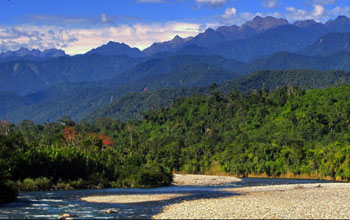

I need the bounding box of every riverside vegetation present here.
[2,84,350,202]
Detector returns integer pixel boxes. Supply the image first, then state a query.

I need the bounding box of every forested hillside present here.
[84,88,208,122]
[218,69,350,93]
[3,84,350,201]
[5,69,350,123]
[85,69,350,122]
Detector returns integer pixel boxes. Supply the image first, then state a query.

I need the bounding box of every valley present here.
[2,11,350,219]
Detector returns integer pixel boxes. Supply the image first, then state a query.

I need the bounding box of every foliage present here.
[0,122,173,201]
[4,84,350,201]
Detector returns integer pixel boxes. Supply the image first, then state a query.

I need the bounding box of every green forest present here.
[3,84,350,203]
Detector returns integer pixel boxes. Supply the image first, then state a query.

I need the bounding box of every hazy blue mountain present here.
[3,58,240,123]
[87,69,350,122]
[238,51,350,73]
[243,16,289,32]
[293,19,319,27]
[141,16,350,60]
[0,91,33,118]
[218,69,350,94]
[142,16,290,55]
[8,85,111,123]
[86,41,143,57]
[106,54,244,87]
[25,60,239,123]
[0,48,67,58]
[143,35,193,56]
[325,15,350,32]
[186,16,289,47]
[300,32,350,57]
[183,24,331,61]
[129,62,241,91]
[2,15,350,96]
[0,54,142,95]
[3,15,350,123]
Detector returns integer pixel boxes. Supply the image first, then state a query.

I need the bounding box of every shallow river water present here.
[0,178,332,219]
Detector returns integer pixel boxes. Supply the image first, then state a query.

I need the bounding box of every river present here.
[0,178,333,219]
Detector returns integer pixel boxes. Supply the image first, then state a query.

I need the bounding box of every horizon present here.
[1,0,350,55]
[1,14,349,56]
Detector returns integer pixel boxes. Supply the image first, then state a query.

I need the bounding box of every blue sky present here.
[0,0,349,54]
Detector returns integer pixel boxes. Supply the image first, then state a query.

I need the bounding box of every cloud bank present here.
[0,22,202,55]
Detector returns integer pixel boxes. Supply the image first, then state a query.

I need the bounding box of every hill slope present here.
[86,69,350,122]
[0,54,142,95]
[300,32,350,57]
[218,69,350,94]
[87,41,143,57]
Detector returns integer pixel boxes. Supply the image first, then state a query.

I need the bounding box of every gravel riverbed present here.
[81,193,189,204]
[172,174,242,186]
[154,183,350,219]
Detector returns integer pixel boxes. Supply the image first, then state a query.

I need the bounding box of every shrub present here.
[132,163,173,188]
[17,177,52,191]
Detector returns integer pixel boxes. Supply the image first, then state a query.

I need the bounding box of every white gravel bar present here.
[154,183,350,219]
[172,174,242,186]
[81,193,188,204]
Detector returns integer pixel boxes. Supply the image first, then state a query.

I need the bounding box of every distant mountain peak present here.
[253,15,263,20]
[142,35,193,56]
[171,35,185,44]
[87,41,143,57]
[325,15,350,32]
[204,28,216,33]
[173,35,182,40]
[0,48,67,58]
[300,32,350,57]
[293,19,318,27]
[326,15,350,25]
[243,16,289,32]
[336,15,350,21]
[105,41,129,47]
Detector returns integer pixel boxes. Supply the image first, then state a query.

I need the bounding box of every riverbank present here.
[154,183,350,219]
[81,174,242,203]
[82,193,189,204]
[172,174,242,186]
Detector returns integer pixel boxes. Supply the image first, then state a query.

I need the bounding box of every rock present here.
[57,213,79,220]
[104,209,118,214]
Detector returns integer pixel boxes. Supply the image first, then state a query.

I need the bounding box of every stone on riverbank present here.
[154,183,350,219]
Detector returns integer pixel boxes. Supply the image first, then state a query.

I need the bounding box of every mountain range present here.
[2,15,350,123]
[0,48,67,62]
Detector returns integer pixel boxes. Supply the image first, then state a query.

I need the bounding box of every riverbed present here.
[0,177,334,219]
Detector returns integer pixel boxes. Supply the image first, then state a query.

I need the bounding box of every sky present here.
[1,0,349,55]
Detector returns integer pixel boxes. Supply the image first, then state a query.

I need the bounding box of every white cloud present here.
[222,8,237,19]
[262,0,278,9]
[313,5,325,17]
[196,0,226,8]
[217,10,282,26]
[0,22,202,55]
[285,4,346,22]
[285,3,350,22]
[0,25,77,53]
[286,6,314,21]
[330,6,350,16]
